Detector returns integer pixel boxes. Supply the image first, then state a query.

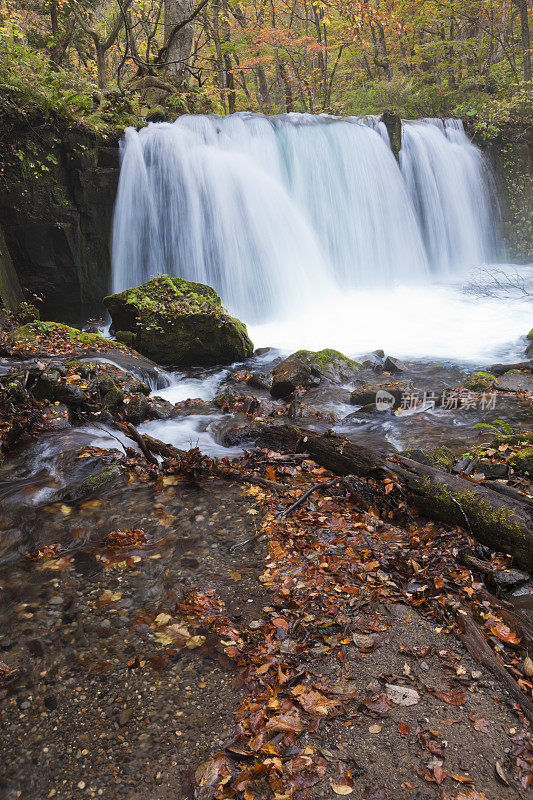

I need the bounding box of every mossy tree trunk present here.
[163,0,195,85]
[255,423,533,571]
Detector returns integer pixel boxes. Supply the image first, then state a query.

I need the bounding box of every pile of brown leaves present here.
[168,455,533,798]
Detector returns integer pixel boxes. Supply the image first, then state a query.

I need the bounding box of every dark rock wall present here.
[473,123,533,264]
[0,94,120,321]
[490,133,533,263]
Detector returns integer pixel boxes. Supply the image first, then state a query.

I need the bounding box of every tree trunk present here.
[95,42,106,90]
[164,0,194,84]
[253,423,533,572]
[510,0,531,82]
[278,61,294,112]
[257,65,273,113]
[224,53,236,114]
[50,0,58,36]
[520,0,532,83]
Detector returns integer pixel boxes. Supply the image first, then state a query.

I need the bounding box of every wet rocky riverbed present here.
[1,320,533,800]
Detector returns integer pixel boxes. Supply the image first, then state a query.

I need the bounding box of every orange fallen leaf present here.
[451,774,473,784]
[431,688,467,705]
[489,622,521,645]
[434,765,446,784]
[398,721,411,735]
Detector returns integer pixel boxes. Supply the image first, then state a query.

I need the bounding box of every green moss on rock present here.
[294,348,362,382]
[115,330,136,347]
[424,446,455,472]
[508,446,533,476]
[464,371,496,391]
[77,465,123,498]
[4,321,122,353]
[104,275,253,366]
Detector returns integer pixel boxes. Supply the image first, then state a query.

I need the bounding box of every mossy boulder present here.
[508,446,533,476]
[104,276,254,367]
[464,371,496,391]
[304,349,363,383]
[526,329,533,341]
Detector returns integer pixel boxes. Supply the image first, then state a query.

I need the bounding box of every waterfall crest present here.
[112,113,498,321]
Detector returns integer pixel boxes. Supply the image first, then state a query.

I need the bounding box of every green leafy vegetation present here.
[0,0,530,134]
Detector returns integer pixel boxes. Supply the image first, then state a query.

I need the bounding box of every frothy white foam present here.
[249,278,531,364]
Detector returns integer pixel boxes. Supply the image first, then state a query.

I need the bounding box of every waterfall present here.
[112,113,499,322]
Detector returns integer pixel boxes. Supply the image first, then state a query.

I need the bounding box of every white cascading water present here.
[112,113,531,362]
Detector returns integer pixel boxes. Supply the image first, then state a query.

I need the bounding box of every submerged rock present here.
[383,356,406,374]
[289,385,351,419]
[271,349,362,399]
[496,371,533,393]
[61,463,125,504]
[104,276,254,367]
[351,387,403,409]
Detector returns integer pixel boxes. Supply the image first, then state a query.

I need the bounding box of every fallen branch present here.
[456,606,533,721]
[277,478,340,519]
[114,423,283,493]
[125,422,158,463]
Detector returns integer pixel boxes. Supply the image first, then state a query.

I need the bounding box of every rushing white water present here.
[400,119,498,272]
[112,113,498,322]
[249,276,532,363]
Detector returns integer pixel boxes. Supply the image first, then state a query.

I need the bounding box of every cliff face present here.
[0,90,121,321]
[490,131,533,263]
[471,121,533,264]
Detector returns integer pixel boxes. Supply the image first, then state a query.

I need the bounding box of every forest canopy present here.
[0,0,532,135]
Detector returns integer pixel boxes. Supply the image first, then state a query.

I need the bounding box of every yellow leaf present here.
[186,635,206,649]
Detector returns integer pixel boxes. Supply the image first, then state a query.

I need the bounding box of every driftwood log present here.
[252,423,533,572]
[116,419,533,572]
[456,605,533,721]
